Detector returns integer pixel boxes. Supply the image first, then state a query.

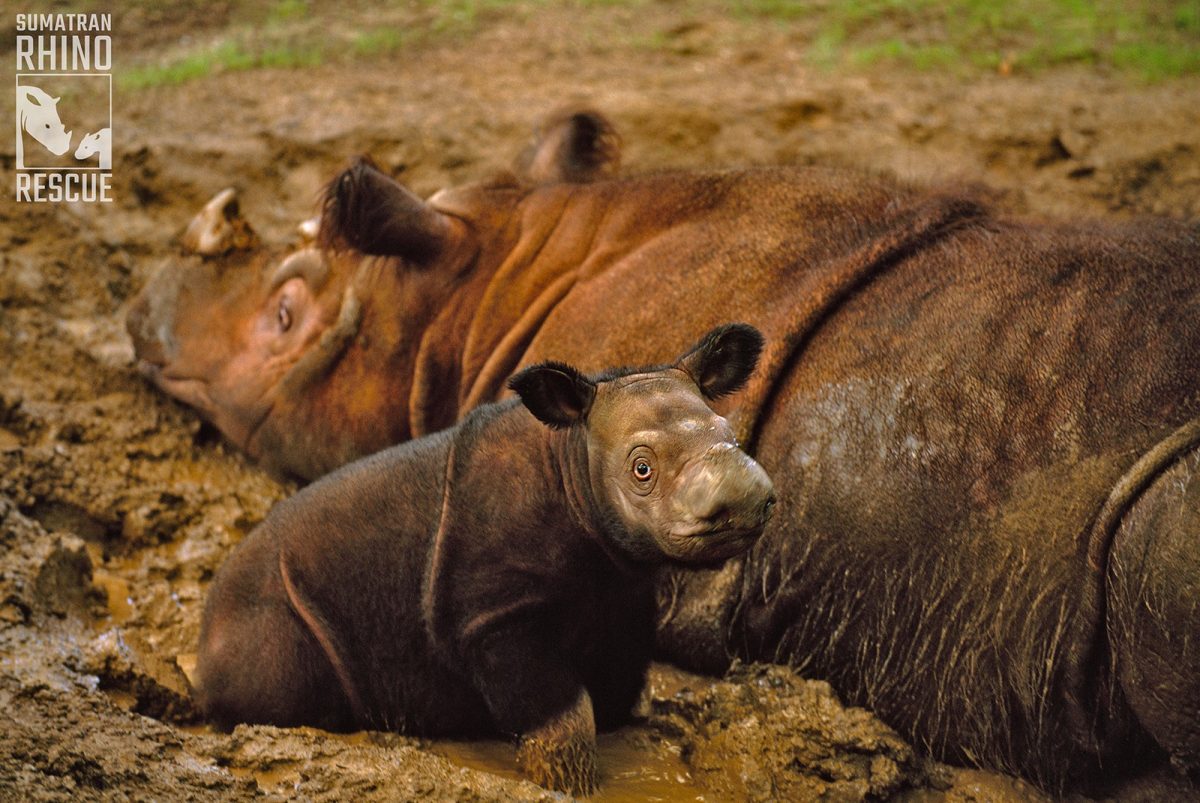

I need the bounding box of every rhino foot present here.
[515,689,599,796]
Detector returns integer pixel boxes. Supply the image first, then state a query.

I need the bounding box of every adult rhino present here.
[128,111,1200,794]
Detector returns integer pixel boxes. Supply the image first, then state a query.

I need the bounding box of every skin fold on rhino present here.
[127,109,1200,794]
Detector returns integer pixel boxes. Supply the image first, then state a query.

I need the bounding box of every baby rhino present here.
[194,323,775,795]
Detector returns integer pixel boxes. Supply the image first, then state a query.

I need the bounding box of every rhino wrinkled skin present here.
[128,110,1200,793]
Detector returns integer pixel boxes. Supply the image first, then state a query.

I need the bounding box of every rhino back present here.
[489,168,925,404]
[736,215,1200,784]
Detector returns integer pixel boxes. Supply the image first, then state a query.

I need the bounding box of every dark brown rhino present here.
[194,324,775,795]
[129,111,1200,793]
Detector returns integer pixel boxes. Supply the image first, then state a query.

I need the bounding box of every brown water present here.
[175,699,704,800]
[91,567,135,624]
[431,666,717,799]
[225,762,304,791]
[431,730,707,802]
[85,544,138,625]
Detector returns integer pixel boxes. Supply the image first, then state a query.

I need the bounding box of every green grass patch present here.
[352,27,410,57]
[732,0,811,20]
[1112,41,1200,79]
[1176,3,1200,34]
[807,24,847,68]
[258,45,323,69]
[117,0,1200,90]
[851,39,959,71]
[267,0,310,25]
[118,40,323,90]
[118,0,530,90]
[120,51,221,89]
[743,0,1200,80]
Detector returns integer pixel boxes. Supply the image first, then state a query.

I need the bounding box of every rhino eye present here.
[277,298,292,332]
[633,459,653,482]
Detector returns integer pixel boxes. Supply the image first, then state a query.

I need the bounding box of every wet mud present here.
[2,2,1198,800]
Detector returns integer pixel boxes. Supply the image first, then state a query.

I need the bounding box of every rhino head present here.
[126,111,619,479]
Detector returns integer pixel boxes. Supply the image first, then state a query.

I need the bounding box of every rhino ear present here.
[514,109,621,185]
[508,361,597,429]
[318,156,455,265]
[676,323,764,401]
[182,188,259,256]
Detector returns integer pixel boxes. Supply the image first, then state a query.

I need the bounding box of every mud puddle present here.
[219,725,703,801]
[87,545,136,625]
[432,730,702,802]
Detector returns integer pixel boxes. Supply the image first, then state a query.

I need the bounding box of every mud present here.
[1,2,1198,800]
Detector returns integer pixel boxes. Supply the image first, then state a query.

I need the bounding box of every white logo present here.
[75,127,112,169]
[16,84,72,166]
[14,13,113,203]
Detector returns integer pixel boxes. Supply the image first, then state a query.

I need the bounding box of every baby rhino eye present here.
[633,459,653,481]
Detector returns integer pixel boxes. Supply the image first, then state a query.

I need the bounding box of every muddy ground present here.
[1,2,1199,800]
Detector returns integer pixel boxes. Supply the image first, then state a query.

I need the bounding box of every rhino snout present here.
[673,444,775,536]
[126,273,180,368]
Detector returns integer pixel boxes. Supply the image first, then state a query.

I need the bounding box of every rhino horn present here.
[297,216,320,241]
[182,188,258,256]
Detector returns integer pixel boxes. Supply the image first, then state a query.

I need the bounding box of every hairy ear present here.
[508,362,597,429]
[676,323,764,400]
[514,109,621,185]
[318,156,454,264]
[182,188,259,256]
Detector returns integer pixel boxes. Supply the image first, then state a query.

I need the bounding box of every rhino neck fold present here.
[408,285,476,438]
[456,189,603,418]
[552,425,600,536]
[278,551,369,725]
[550,424,639,572]
[459,270,580,416]
[405,195,584,437]
[396,232,484,439]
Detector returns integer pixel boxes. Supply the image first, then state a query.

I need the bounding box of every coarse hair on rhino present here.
[131,109,1200,794]
[194,323,775,795]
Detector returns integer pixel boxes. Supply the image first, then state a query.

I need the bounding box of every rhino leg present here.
[515,689,598,796]
[1108,447,1200,774]
[194,534,355,731]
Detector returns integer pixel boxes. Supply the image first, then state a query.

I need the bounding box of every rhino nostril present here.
[762,495,777,520]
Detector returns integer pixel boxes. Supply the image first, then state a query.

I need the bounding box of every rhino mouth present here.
[662,525,765,563]
[136,358,205,400]
[135,358,273,452]
[136,359,223,424]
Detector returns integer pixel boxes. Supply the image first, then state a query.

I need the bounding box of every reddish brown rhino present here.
[128,111,1200,794]
[195,324,774,795]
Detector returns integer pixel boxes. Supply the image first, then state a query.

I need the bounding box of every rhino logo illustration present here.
[15,84,72,169]
[74,127,112,169]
